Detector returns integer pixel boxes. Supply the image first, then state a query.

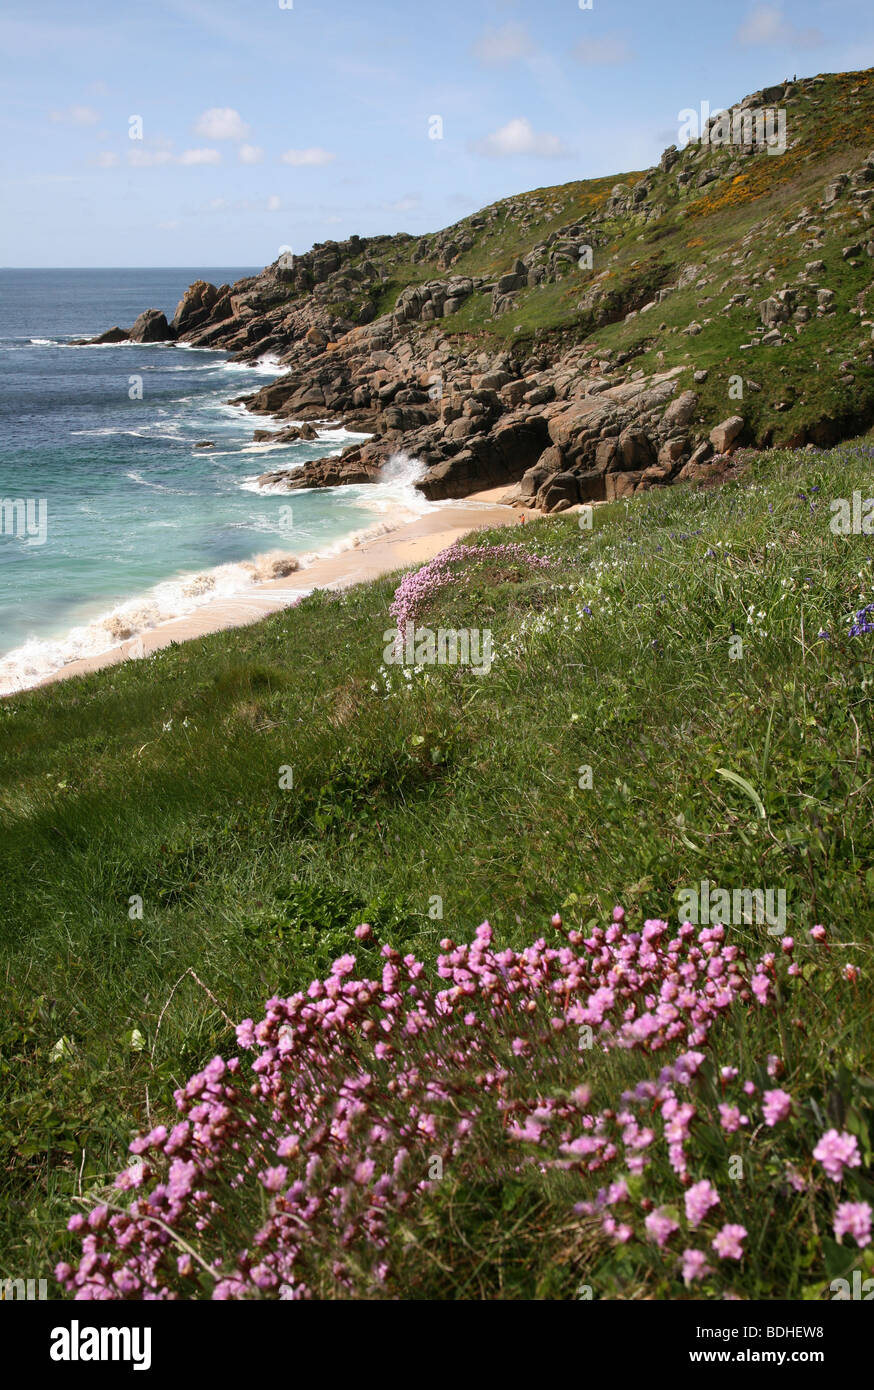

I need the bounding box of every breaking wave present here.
[0,550,303,696]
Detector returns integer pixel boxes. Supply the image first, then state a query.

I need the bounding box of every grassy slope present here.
[2,439,874,1292]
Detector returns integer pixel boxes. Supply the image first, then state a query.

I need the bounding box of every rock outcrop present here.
[171,281,232,336]
[84,67,874,511]
[129,310,175,343]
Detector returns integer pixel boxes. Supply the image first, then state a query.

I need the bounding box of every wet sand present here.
[37,488,535,688]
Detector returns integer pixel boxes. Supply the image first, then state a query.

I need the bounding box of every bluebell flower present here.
[849,603,874,638]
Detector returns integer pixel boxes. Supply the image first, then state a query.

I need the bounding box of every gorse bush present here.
[57,908,872,1300]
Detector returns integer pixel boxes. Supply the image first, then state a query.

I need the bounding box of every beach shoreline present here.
[31,487,537,691]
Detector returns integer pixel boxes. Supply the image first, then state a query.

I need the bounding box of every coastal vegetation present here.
[2,438,873,1296]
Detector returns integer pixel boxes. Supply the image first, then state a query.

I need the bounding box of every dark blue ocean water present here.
[0,269,414,691]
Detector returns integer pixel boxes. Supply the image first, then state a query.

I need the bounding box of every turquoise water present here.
[0,269,427,692]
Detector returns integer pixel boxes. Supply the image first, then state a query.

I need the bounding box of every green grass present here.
[2,440,874,1292]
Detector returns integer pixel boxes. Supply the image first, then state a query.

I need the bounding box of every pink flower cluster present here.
[388,541,551,631]
[834,1201,872,1247]
[54,908,855,1299]
[813,1129,862,1182]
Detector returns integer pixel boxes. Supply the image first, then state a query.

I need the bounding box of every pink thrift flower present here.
[167,1160,197,1202]
[762,1088,793,1127]
[354,923,372,940]
[250,1264,276,1291]
[711,1224,747,1260]
[718,1104,746,1133]
[112,1268,140,1295]
[260,1165,288,1192]
[685,1180,720,1228]
[645,1208,680,1247]
[834,1202,872,1248]
[611,1222,633,1244]
[751,974,770,1005]
[813,1130,862,1182]
[682,1248,712,1281]
[809,925,827,942]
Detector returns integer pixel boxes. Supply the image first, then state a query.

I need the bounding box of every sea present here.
[0,268,433,694]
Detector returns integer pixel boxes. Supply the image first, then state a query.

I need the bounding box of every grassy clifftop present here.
[3,438,874,1295]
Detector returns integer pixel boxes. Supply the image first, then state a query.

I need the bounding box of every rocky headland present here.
[86,69,874,512]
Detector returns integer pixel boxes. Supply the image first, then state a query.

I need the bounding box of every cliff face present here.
[99,68,874,510]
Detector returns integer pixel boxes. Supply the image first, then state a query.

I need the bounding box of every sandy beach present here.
[37,487,535,689]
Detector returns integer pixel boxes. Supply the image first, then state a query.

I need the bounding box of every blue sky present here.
[1,0,872,267]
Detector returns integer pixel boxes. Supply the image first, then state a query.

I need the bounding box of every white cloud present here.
[280,147,336,167]
[472,22,532,66]
[193,107,250,140]
[125,147,221,168]
[736,5,824,48]
[573,35,635,66]
[178,148,221,165]
[197,194,284,214]
[239,144,264,164]
[386,193,421,213]
[472,118,572,159]
[95,151,119,168]
[50,104,100,126]
[127,148,174,167]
